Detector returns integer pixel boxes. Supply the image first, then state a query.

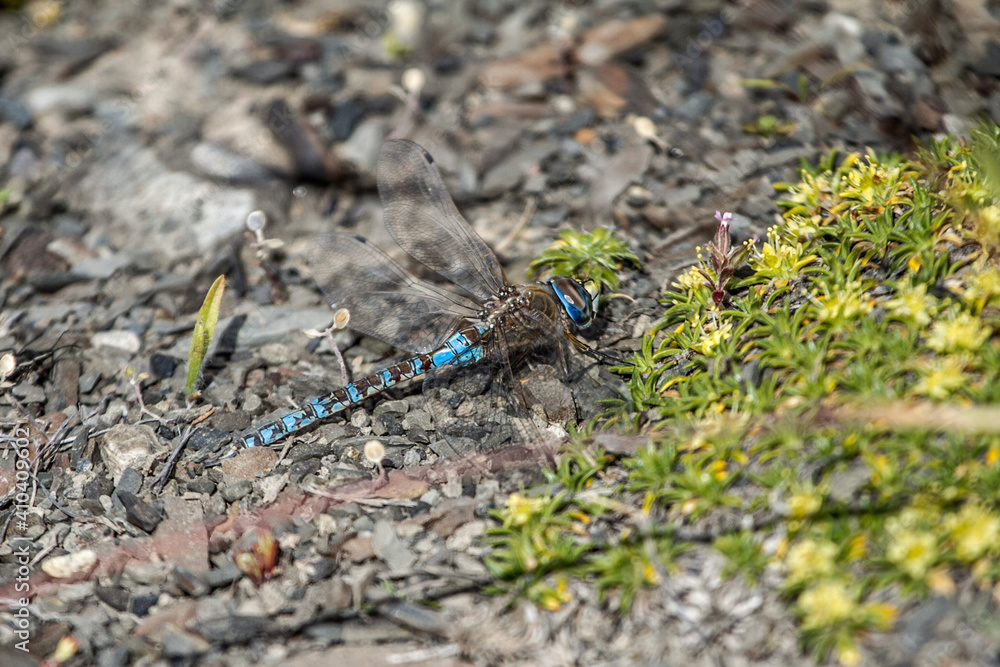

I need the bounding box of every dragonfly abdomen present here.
[240,325,487,448]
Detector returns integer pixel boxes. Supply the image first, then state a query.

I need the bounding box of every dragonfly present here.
[240,139,599,450]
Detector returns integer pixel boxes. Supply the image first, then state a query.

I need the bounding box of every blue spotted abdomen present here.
[240,325,487,448]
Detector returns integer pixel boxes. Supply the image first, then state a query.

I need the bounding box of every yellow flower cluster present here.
[885,282,936,326]
[925,311,990,353]
[946,504,1000,562]
[785,539,838,584]
[506,493,548,527]
[913,355,967,399]
[815,281,874,324]
[798,580,856,630]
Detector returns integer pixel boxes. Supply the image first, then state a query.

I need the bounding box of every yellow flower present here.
[694,321,732,356]
[846,534,868,561]
[946,505,1000,562]
[836,642,862,667]
[926,567,956,597]
[869,454,891,484]
[673,266,704,291]
[912,355,967,399]
[986,445,999,467]
[962,265,1000,310]
[532,577,572,611]
[977,205,1000,250]
[798,581,856,630]
[785,214,823,239]
[750,234,814,281]
[506,493,546,527]
[788,490,823,519]
[785,539,838,584]
[864,601,899,630]
[885,282,935,327]
[886,531,937,580]
[815,281,874,324]
[925,312,990,353]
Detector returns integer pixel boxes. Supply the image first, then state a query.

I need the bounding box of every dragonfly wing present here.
[421,325,557,462]
[308,232,479,355]
[377,139,506,300]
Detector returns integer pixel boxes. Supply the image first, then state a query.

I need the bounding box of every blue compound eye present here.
[548,276,596,327]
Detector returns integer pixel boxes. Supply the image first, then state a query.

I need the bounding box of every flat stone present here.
[24,84,97,115]
[220,447,277,480]
[90,330,142,354]
[371,520,417,571]
[117,490,162,533]
[220,479,252,502]
[155,497,209,572]
[195,615,269,645]
[101,424,160,484]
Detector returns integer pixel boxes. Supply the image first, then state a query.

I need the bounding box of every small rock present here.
[115,467,144,495]
[372,520,417,571]
[118,490,162,532]
[404,409,432,431]
[101,424,160,484]
[57,581,95,603]
[130,592,160,617]
[149,354,178,379]
[446,520,486,551]
[190,142,274,183]
[41,549,97,579]
[186,428,230,452]
[161,629,209,659]
[184,476,216,495]
[79,370,101,394]
[24,84,97,115]
[209,411,251,433]
[123,560,169,586]
[71,254,132,280]
[220,446,277,480]
[173,567,211,597]
[350,411,370,429]
[0,95,32,130]
[288,458,321,483]
[372,399,409,418]
[94,585,130,612]
[339,117,387,173]
[90,330,142,353]
[203,562,243,589]
[196,616,269,644]
[220,479,252,502]
[95,646,129,667]
[156,497,209,572]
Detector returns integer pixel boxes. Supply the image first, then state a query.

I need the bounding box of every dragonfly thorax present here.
[478,285,531,330]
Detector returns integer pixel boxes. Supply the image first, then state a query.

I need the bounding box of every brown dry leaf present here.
[577,15,668,66]
[578,67,626,118]
[220,446,278,481]
[370,472,430,501]
[836,401,1000,434]
[480,42,565,90]
[425,497,479,537]
[339,535,375,563]
[592,433,649,455]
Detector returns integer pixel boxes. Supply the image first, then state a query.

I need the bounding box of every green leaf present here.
[527,228,639,292]
[186,275,226,401]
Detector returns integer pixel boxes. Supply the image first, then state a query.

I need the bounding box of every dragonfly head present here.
[547,276,598,328]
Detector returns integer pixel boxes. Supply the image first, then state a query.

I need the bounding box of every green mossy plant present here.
[486,124,1000,665]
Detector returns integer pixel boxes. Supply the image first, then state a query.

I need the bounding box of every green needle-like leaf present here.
[186,275,226,401]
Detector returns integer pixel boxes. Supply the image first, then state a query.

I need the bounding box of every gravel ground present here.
[1,1,999,665]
